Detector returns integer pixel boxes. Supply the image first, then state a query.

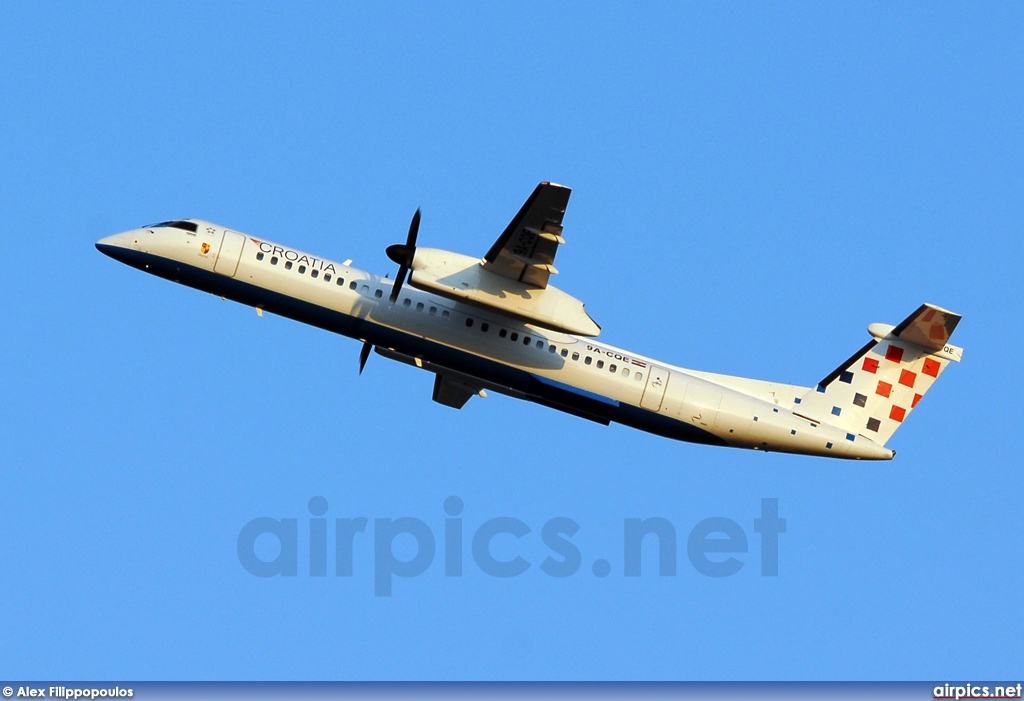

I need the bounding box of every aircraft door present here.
[682,382,723,429]
[640,365,670,411]
[214,230,246,277]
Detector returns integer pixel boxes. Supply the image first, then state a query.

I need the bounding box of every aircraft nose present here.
[95,230,142,265]
[95,230,137,258]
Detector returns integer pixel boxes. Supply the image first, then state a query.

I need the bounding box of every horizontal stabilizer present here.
[890,303,961,352]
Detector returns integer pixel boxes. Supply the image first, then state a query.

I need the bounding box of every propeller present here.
[358,341,372,374]
[361,209,419,373]
[386,208,420,303]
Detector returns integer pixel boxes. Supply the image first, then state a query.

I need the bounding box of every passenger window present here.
[442,310,450,319]
[585,356,592,365]
[324,273,332,282]
[271,256,279,265]
[537,340,545,349]
[298,265,307,274]
[466,318,474,327]
[311,269,319,278]
[336,277,344,286]
[480,323,489,332]
[285,261,293,270]
[416,302,424,311]
[429,306,437,315]
[360,284,369,294]
[609,364,616,373]
[635,373,643,381]
[523,336,531,345]
[572,352,579,361]
[549,345,556,353]
[510,332,518,342]
[349,281,357,290]
[374,289,382,298]
[622,368,629,378]
[499,329,507,338]
[561,349,569,358]
[256,252,265,261]
[596,360,604,369]
[402,298,411,307]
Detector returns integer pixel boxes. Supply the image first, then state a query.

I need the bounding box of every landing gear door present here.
[640,365,670,411]
[214,230,246,277]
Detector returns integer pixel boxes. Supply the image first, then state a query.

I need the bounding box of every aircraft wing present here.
[482,182,570,289]
[406,181,601,335]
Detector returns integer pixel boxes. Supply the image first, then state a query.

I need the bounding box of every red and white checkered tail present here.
[796,304,963,446]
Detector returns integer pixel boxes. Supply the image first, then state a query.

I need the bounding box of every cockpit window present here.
[146,220,198,233]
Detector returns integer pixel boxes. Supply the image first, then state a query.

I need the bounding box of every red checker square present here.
[922,308,936,322]
[929,322,945,340]
[912,393,923,408]
[885,345,904,363]
[899,369,917,388]
[862,357,880,374]
[889,405,906,423]
[876,381,892,398]
[922,357,941,378]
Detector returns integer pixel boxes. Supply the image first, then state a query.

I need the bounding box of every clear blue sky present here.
[1,2,1021,681]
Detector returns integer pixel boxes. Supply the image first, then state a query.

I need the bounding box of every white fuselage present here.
[96,221,895,460]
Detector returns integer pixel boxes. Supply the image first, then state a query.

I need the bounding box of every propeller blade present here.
[389,264,408,303]
[406,207,420,248]
[386,208,421,303]
[358,342,372,374]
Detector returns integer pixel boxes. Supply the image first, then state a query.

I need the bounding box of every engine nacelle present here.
[408,247,601,336]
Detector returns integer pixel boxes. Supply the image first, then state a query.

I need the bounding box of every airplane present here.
[96,182,963,460]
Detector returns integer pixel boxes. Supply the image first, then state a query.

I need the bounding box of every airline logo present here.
[200,242,211,255]
[249,238,338,274]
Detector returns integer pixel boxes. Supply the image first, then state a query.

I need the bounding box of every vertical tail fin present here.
[797,304,963,445]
